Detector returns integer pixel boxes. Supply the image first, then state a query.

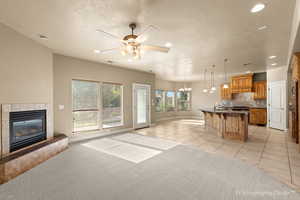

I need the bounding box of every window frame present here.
[155,89,166,112]
[101,82,124,129]
[165,90,176,112]
[71,79,124,133]
[72,79,101,133]
[176,91,192,111]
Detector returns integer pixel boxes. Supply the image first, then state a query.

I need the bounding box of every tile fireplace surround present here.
[0,104,54,158]
[0,104,69,184]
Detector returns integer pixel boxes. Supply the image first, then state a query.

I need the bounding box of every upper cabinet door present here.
[292,53,300,80]
[253,81,267,99]
[231,74,253,93]
[220,84,232,100]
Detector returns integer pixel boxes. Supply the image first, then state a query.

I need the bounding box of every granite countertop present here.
[199,108,249,115]
[249,106,267,109]
[216,105,266,109]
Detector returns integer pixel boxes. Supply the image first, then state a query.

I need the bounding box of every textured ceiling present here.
[0,0,296,81]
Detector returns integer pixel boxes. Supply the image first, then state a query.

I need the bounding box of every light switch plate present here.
[58,105,65,110]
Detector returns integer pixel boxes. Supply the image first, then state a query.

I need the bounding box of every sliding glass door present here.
[72,80,124,133]
[102,83,123,128]
[72,80,100,132]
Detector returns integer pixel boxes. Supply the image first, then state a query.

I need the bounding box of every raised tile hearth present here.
[0,134,68,184]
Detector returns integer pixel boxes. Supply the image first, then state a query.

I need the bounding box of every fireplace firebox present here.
[9,110,47,152]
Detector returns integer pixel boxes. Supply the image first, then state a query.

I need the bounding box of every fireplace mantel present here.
[1,104,53,158]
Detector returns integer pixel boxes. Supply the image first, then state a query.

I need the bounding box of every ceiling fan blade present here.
[142,45,170,53]
[136,25,158,43]
[96,29,122,41]
[138,25,158,36]
[100,48,120,54]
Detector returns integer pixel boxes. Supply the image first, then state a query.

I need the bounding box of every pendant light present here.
[223,58,229,89]
[210,65,216,92]
[179,67,192,92]
[209,70,214,93]
[203,68,208,93]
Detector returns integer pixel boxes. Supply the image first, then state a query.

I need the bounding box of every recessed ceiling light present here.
[245,71,252,73]
[165,42,172,47]
[271,63,277,66]
[258,25,267,30]
[269,55,277,59]
[128,59,132,62]
[38,34,48,40]
[251,3,265,13]
[94,49,100,54]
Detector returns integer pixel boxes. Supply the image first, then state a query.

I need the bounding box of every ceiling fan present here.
[96,23,170,59]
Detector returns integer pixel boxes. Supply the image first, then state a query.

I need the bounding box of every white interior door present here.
[133,84,151,129]
[268,80,287,130]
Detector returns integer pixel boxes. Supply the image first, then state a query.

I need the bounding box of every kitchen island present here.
[200,108,248,142]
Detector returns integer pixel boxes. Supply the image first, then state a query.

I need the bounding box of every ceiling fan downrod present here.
[129,23,136,35]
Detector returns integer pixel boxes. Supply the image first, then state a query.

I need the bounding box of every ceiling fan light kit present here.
[97,23,170,60]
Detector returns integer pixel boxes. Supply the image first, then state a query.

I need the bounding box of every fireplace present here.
[9,110,47,152]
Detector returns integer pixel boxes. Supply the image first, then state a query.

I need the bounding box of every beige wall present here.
[155,79,176,91]
[288,0,300,62]
[190,81,222,119]
[267,66,288,82]
[191,81,221,110]
[53,54,155,136]
[0,23,53,155]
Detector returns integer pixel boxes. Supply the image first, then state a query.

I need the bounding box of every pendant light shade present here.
[223,84,229,89]
[203,68,208,93]
[210,65,216,93]
[223,58,229,89]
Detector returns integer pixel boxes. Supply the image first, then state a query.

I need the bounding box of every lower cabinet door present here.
[250,109,267,125]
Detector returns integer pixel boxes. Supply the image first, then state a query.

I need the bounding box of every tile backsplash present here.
[220,92,266,107]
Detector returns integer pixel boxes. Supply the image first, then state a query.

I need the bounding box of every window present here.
[165,91,176,111]
[177,91,191,111]
[102,83,123,128]
[72,80,100,132]
[155,90,165,112]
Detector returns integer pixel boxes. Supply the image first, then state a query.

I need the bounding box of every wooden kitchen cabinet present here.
[249,108,267,125]
[292,53,300,80]
[220,84,232,100]
[253,81,267,99]
[231,74,253,93]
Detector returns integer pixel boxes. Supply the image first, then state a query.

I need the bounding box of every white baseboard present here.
[175,115,202,119]
[156,116,176,122]
[156,115,202,122]
[69,127,135,144]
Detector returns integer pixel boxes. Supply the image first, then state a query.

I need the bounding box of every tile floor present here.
[134,119,300,192]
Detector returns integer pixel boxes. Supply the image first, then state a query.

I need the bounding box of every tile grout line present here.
[234,125,259,158]
[285,134,294,185]
[257,126,271,167]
